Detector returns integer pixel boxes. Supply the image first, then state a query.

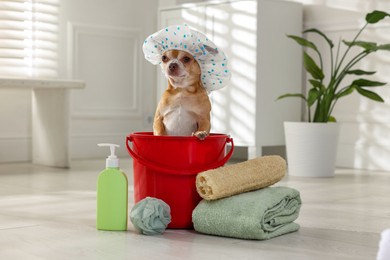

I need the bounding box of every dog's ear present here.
[203,44,219,55]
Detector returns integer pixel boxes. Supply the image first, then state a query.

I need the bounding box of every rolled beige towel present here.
[196,155,286,200]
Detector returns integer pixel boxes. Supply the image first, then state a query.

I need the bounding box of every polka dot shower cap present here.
[143,24,231,92]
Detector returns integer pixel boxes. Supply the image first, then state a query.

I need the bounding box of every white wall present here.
[0,0,158,163]
[0,89,31,162]
[60,0,158,159]
[2,0,390,171]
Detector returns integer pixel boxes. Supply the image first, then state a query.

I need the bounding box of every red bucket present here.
[126,132,234,228]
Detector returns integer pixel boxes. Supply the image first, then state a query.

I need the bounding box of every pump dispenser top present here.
[98,143,119,168]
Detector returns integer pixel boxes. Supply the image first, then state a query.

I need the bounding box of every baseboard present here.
[0,135,130,163]
[0,136,286,165]
[70,134,131,160]
[337,143,390,171]
[230,145,287,161]
[229,145,248,161]
[262,145,286,160]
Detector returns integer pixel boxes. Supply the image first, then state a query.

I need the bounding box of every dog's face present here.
[160,50,201,89]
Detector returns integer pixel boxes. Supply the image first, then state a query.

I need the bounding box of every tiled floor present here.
[0,158,388,259]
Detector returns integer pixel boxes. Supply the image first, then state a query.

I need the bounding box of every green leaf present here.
[352,78,386,87]
[377,44,390,51]
[309,79,326,91]
[366,10,390,24]
[335,86,354,99]
[323,90,335,118]
[276,93,307,101]
[328,116,337,122]
[287,35,318,51]
[346,69,376,75]
[303,52,324,80]
[355,87,384,102]
[307,88,320,106]
[303,28,334,48]
[343,40,377,51]
[346,42,390,52]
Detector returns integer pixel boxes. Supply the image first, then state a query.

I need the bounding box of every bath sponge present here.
[196,155,286,200]
[130,197,171,235]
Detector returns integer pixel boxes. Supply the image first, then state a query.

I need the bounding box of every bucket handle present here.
[126,136,234,175]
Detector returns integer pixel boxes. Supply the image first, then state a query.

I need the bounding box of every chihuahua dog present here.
[153,50,211,140]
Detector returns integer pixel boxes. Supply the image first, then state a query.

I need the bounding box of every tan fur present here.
[153,50,211,140]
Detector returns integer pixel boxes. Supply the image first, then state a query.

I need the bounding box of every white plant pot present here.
[284,122,340,177]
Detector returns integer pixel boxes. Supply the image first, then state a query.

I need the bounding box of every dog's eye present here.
[162,55,168,62]
[183,56,191,63]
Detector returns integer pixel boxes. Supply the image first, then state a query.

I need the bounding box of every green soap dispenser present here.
[97,143,128,231]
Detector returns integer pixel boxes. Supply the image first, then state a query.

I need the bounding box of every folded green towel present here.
[192,186,301,240]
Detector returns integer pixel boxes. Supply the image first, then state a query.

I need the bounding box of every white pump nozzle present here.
[98,143,120,168]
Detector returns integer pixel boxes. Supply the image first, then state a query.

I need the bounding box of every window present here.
[0,0,59,78]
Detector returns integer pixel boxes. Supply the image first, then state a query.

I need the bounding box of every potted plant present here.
[278,10,390,177]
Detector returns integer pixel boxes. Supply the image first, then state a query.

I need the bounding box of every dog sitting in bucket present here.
[143,24,231,140]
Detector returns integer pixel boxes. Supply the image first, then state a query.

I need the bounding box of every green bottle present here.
[97,143,128,231]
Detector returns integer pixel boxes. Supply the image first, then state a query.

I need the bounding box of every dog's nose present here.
[169,63,178,72]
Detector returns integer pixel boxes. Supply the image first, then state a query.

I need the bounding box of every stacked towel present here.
[192,155,301,240]
[196,155,286,200]
[192,186,301,240]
